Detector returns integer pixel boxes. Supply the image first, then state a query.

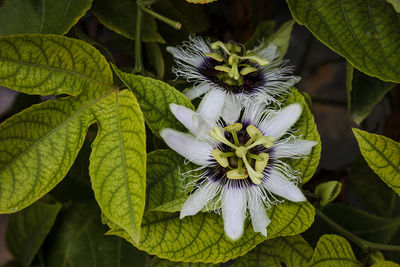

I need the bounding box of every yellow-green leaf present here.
[353,129,400,196]
[0,35,147,245]
[287,0,400,83]
[372,261,400,267]
[0,34,113,95]
[112,66,194,135]
[309,235,359,267]
[105,201,315,263]
[285,89,321,184]
[90,89,146,244]
[151,257,217,267]
[232,235,313,267]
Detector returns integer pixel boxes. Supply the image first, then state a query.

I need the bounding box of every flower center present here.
[209,123,274,185]
[204,41,270,86]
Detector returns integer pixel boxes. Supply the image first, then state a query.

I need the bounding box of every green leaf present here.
[44,201,148,267]
[348,156,398,218]
[265,20,295,60]
[353,129,400,196]
[287,0,400,83]
[309,234,359,267]
[0,34,113,96]
[105,201,315,263]
[315,181,342,207]
[89,89,146,244]
[346,64,394,124]
[0,0,92,35]
[145,42,165,80]
[245,20,276,49]
[5,201,62,267]
[320,204,400,244]
[232,235,313,267]
[92,0,164,43]
[112,65,194,134]
[285,89,321,184]
[151,257,217,267]
[0,34,147,245]
[146,150,193,212]
[387,0,400,12]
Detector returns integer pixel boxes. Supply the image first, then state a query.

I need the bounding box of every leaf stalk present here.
[140,6,181,30]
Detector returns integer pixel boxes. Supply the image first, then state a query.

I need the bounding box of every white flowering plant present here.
[1,0,400,266]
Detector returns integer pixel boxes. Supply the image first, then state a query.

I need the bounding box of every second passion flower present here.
[167,37,300,124]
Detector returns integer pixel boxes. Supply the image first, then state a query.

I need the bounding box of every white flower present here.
[167,37,300,124]
[160,101,317,241]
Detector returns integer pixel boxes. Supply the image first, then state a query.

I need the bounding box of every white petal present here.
[222,95,242,124]
[169,104,199,134]
[197,89,226,124]
[263,169,306,202]
[166,46,203,67]
[180,182,220,219]
[160,129,212,166]
[185,83,211,100]
[222,188,247,241]
[169,103,214,140]
[249,203,270,237]
[254,43,279,62]
[273,140,318,159]
[260,103,303,139]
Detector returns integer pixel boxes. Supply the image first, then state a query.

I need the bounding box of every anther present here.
[255,153,269,172]
[211,149,229,168]
[204,52,224,62]
[227,168,248,179]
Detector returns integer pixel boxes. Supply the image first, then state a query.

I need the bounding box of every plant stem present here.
[141,6,181,29]
[316,209,400,252]
[134,4,144,74]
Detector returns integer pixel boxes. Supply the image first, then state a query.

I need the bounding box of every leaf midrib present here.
[0,56,114,91]
[114,91,138,242]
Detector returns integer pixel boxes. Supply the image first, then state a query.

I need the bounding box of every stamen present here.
[242,156,263,185]
[255,153,269,173]
[210,41,231,55]
[215,65,231,73]
[211,149,229,167]
[204,52,224,62]
[238,158,243,173]
[246,136,274,149]
[220,152,235,158]
[224,123,242,132]
[246,125,262,140]
[240,66,258,75]
[209,127,237,149]
[247,153,264,161]
[227,169,248,179]
[225,43,241,53]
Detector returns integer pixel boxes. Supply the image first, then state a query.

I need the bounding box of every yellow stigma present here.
[209,123,274,184]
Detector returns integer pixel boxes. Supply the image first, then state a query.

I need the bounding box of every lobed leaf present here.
[0,34,113,95]
[89,89,146,244]
[346,64,394,125]
[112,66,194,135]
[353,129,400,196]
[287,0,400,83]
[5,201,62,267]
[0,0,92,35]
[0,35,147,245]
[232,235,313,267]
[309,235,359,267]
